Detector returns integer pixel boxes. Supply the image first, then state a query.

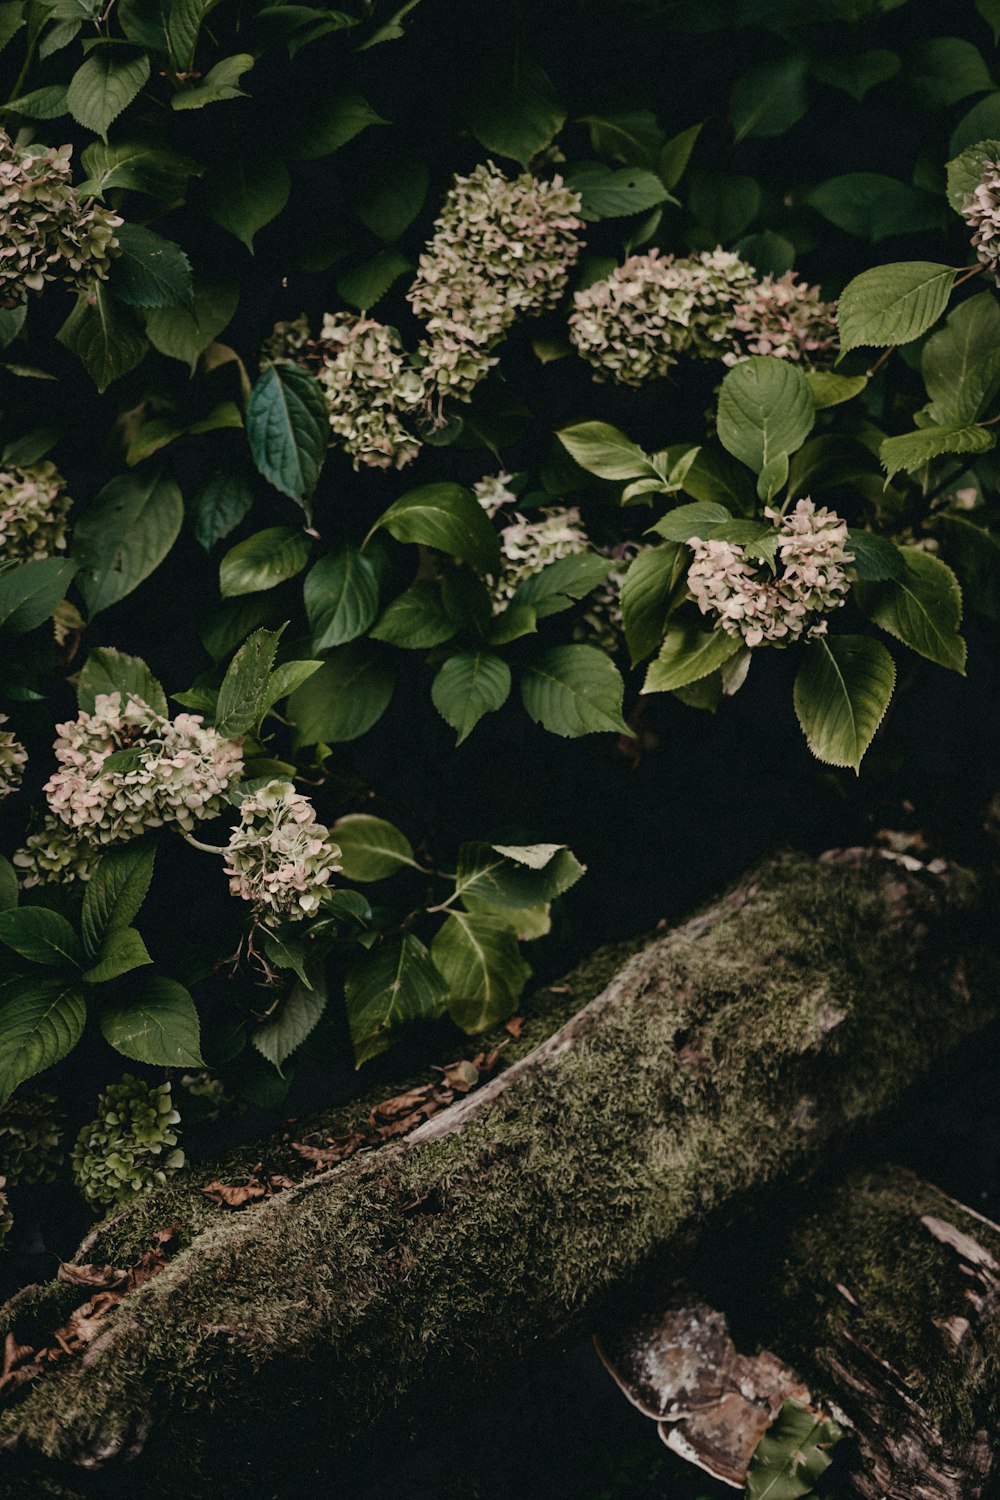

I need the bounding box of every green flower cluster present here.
[0,1091,65,1186]
[0,460,73,563]
[0,131,122,306]
[71,1076,184,1209]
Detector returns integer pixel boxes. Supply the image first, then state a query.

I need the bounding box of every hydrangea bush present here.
[1,0,999,1232]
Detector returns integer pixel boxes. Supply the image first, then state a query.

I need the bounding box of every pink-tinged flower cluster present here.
[472,470,520,518]
[42,692,243,845]
[493,506,591,607]
[726,272,838,366]
[223,779,341,923]
[0,715,27,800]
[963,162,1000,280]
[316,316,425,471]
[569,248,757,385]
[409,162,584,405]
[12,816,100,887]
[0,131,122,306]
[0,460,72,562]
[687,499,854,648]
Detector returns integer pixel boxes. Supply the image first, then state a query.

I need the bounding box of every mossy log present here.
[0,849,995,1498]
[596,1167,1000,1499]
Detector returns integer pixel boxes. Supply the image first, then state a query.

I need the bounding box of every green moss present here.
[0,853,994,1498]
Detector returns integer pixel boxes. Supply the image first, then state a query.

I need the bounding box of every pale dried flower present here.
[316,316,425,470]
[0,715,27,800]
[224,779,342,923]
[493,506,591,607]
[726,272,838,366]
[964,162,1000,281]
[0,460,72,562]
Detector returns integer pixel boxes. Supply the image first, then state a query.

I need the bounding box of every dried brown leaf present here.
[57,1262,129,1292]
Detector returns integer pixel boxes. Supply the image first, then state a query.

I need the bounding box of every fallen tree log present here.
[596,1166,1000,1500]
[0,849,996,1498]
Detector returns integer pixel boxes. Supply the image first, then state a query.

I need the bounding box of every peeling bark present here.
[0,850,995,1498]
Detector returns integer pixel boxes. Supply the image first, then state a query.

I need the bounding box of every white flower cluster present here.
[687,499,854,648]
[569,248,757,385]
[0,460,73,562]
[0,715,27,800]
[13,815,101,887]
[409,162,584,405]
[0,131,122,306]
[223,779,341,923]
[316,316,425,471]
[725,273,837,365]
[493,506,591,607]
[473,470,520,518]
[42,692,243,846]
[963,162,1000,280]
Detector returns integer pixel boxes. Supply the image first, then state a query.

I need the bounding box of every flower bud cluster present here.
[223,779,341,923]
[687,498,854,648]
[963,162,1000,280]
[71,1076,184,1209]
[493,506,591,607]
[0,131,122,306]
[409,163,584,404]
[0,715,27,801]
[0,461,73,562]
[316,316,425,471]
[726,272,837,365]
[43,692,243,846]
[0,1091,64,1187]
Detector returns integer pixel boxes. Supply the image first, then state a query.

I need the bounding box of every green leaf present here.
[337,247,411,310]
[510,554,613,614]
[745,1401,842,1500]
[520,645,630,737]
[66,49,150,137]
[803,370,868,409]
[370,581,457,648]
[689,169,760,242]
[936,513,1000,622]
[0,0,24,54]
[0,856,17,915]
[356,0,420,49]
[203,149,290,249]
[432,910,530,1033]
[2,85,69,119]
[731,53,808,142]
[78,138,201,198]
[246,363,328,510]
[288,642,396,744]
[565,161,671,221]
[432,651,511,744]
[466,60,565,167]
[110,223,193,310]
[83,926,152,984]
[642,623,742,693]
[620,543,688,666]
[807,173,940,242]
[0,978,85,1106]
[219,527,311,598]
[145,272,240,370]
[922,292,1000,425]
[811,48,901,102]
[171,52,253,109]
[793,635,895,772]
[305,545,379,650]
[680,447,756,514]
[946,139,1000,212]
[189,468,254,550]
[72,469,183,615]
[352,144,428,241]
[251,975,326,1071]
[57,284,148,392]
[375,483,501,573]
[556,421,657,481]
[880,424,995,479]
[77,648,166,715]
[81,842,156,957]
[584,107,663,168]
[0,907,82,968]
[345,933,447,1066]
[287,85,387,160]
[487,603,537,645]
[99,974,204,1066]
[908,37,994,109]
[650,500,731,542]
[331,813,416,881]
[658,121,702,189]
[454,841,585,909]
[215,626,282,735]
[0,558,76,634]
[977,0,1000,44]
[837,262,956,352]
[846,530,907,581]
[856,547,967,672]
[717,356,815,478]
[259,658,321,714]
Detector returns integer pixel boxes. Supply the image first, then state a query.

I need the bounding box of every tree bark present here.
[0,849,995,1498]
[595,1167,1000,1500]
